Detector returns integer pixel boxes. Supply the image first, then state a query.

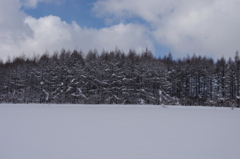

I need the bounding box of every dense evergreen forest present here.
[0,48,240,107]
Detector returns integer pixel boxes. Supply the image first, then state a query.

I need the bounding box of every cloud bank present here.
[0,0,153,61]
[94,0,240,59]
[0,0,239,61]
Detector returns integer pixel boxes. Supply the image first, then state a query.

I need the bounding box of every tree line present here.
[0,49,240,107]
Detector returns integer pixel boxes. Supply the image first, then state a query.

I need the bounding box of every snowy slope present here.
[0,104,240,159]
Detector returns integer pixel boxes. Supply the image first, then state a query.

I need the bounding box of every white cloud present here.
[0,0,153,61]
[0,0,33,60]
[94,0,240,59]
[23,16,153,56]
[69,22,153,54]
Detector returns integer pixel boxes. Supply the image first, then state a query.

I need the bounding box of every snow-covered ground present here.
[1,104,240,159]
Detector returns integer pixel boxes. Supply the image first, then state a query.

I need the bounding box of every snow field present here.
[0,104,240,159]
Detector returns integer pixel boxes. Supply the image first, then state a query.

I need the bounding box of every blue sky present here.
[0,0,239,61]
[23,0,106,29]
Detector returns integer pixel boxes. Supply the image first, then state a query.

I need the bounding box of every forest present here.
[0,49,240,107]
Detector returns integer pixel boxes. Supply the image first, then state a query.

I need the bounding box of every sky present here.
[0,0,240,61]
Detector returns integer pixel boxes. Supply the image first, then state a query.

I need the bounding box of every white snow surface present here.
[1,104,240,159]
